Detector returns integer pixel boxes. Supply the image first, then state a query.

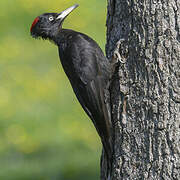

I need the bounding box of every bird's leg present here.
[112,39,126,64]
[110,39,126,77]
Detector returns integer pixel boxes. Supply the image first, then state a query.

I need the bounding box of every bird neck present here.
[51,29,75,45]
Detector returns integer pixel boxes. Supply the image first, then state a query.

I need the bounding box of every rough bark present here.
[101,0,180,179]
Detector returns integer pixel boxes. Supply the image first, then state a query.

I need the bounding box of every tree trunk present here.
[101,0,180,179]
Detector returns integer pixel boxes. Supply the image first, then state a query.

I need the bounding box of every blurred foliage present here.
[0,0,107,179]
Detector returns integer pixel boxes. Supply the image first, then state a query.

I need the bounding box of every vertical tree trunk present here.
[102,0,180,179]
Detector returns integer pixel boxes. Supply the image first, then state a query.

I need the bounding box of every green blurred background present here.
[0,0,107,179]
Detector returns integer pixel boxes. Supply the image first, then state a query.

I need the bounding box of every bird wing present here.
[67,35,112,157]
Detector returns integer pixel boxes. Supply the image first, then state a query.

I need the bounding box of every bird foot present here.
[112,39,126,64]
[110,39,126,76]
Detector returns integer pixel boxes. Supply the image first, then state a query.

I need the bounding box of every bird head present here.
[30,4,79,39]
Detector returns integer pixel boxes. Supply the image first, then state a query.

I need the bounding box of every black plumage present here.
[30,4,112,163]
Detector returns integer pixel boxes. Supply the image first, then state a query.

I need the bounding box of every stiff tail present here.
[100,146,112,180]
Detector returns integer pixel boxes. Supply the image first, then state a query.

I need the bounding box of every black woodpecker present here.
[30,4,113,165]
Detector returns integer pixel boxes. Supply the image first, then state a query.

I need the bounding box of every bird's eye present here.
[49,16,54,21]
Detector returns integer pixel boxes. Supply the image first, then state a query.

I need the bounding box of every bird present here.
[30,4,113,169]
